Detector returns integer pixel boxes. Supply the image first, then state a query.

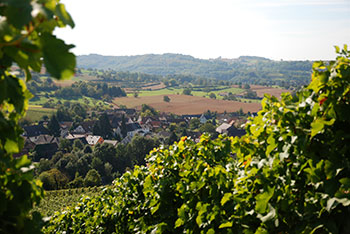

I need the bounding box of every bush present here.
[84,169,102,187]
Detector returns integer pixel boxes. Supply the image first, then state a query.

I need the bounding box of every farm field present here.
[29,95,110,108]
[114,94,261,115]
[25,106,56,122]
[132,86,245,100]
[54,74,98,87]
[234,85,291,98]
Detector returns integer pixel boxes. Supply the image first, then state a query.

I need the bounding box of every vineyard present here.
[32,187,102,217]
[44,47,350,233]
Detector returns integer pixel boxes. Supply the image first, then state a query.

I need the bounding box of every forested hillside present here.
[78,53,313,87]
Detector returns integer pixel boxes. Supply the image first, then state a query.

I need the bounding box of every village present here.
[19,107,250,161]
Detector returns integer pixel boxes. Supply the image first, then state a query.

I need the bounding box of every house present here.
[86,135,104,146]
[59,121,73,138]
[216,123,246,137]
[72,121,95,134]
[126,122,143,137]
[65,133,88,145]
[138,116,159,125]
[199,114,208,124]
[23,124,50,137]
[103,140,118,147]
[181,114,201,120]
[28,135,59,160]
[114,108,136,116]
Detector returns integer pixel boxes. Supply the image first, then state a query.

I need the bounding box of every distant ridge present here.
[77,53,313,85]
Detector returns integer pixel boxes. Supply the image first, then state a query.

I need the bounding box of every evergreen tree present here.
[99,113,113,139]
[121,114,127,138]
[167,131,178,145]
[48,115,61,137]
[92,121,102,136]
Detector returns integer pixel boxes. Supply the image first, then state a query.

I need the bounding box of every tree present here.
[98,113,113,139]
[72,139,84,151]
[189,118,201,130]
[0,0,75,232]
[39,169,69,190]
[182,88,192,95]
[199,122,217,137]
[209,93,216,99]
[121,114,127,138]
[163,95,171,102]
[84,169,102,187]
[48,115,61,137]
[167,131,178,145]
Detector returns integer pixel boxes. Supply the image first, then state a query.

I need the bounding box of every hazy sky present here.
[56,0,350,60]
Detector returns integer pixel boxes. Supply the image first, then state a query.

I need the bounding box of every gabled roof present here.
[59,121,73,129]
[81,121,95,132]
[104,140,118,146]
[86,135,103,145]
[23,124,50,137]
[216,123,232,134]
[126,123,141,132]
[29,134,58,145]
[181,114,201,119]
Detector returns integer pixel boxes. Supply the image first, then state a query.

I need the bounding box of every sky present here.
[56,0,350,61]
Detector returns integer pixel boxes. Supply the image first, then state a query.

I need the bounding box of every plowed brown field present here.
[113,94,261,115]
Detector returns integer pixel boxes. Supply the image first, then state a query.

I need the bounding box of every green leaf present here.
[219,221,233,228]
[5,0,32,28]
[55,4,75,28]
[175,218,184,228]
[207,229,215,234]
[255,186,274,214]
[335,45,340,53]
[15,155,31,169]
[4,139,19,153]
[221,193,232,206]
[311,120,324,138]
[339,178,350,187]
[255,227,269,234]
[41,33,76,80]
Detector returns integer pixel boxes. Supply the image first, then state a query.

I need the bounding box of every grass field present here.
[133,86,245,100]
[232,85,291,98]
[54,74,98,87]
[114,94,261,115]
[25,106,56,122]
[29,95,110,109]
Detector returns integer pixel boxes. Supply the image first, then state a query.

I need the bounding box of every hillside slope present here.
[77,53,313,87]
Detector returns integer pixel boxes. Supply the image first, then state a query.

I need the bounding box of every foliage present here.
[39,169,69,190]
[47,115,60,137]
[141,104,159,117]
[32,187,102,217]
[54,81,126,100]
[163,95,171,102]
[78,53,313,88]
[84,169,102,187]
[0,0,75,233]
[92,113,113,139]
[182,88,192,95]
[45,47,350,233]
